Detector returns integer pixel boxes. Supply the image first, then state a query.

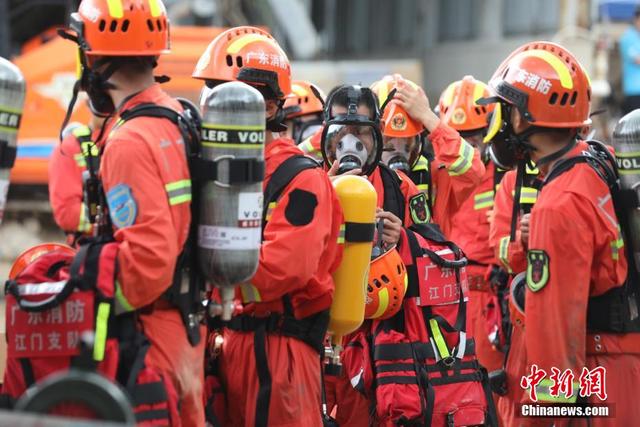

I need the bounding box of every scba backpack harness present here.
[341,165,498,426]
[1,240,179,424]
[541,139,640,334]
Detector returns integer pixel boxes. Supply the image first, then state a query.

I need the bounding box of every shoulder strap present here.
[262,155,321,229]
[378,163,406,223]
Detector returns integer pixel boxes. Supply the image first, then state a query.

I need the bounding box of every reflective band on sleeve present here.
[165,179,192,206]
[72,125,91,139]
[499,236,512,274]
[474,190,495,210]
[115,281,134,313]
[106,0,124,18]
[93,302,111,361]
[611,231,624,261]
[448,140,474,176]
[337,223,345,244]
[428,318,451,360]
[535,379,579,403]
[265,201,277,222]
[417,183,429,194]
[77,202,91,233]
[300,139,316,154]
[240,284,261,303]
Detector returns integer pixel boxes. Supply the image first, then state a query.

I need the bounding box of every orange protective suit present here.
[498,141,640,426]
[410,123,485,237]
[220,137,344,427]
[48,125,94,239]
[100,84,205,427]
[450,161,504,372]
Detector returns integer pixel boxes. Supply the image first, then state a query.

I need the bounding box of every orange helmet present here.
[69,0,170,56]
[193,26,292,99]
[488,41,591,128]
[370,75,424,138]
[283,80,325,119]
[9,243,76,280]
[365,247,408,320]
[439,76,494,132]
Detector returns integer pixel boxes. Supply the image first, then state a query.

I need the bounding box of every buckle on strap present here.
[192,156,265,187]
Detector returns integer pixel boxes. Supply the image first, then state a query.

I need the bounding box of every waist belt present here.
[374,338,476,362]
[586,333,640,355]
[225,309,330,354]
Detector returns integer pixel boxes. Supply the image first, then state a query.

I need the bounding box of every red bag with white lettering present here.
[1,240,179,425]
[371,226,498,426]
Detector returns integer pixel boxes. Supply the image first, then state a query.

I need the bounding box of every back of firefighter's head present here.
[283,80,325,143]
[192,26,292,132]
[439,76,494,148]
[320,85,383,176]
[483,41,591,168]
[371,75,425,173]
[66,0,170,115]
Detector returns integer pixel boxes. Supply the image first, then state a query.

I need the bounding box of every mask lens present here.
[324,123,378,174]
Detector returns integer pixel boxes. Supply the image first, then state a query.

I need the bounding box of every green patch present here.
[409,192,430,224]
[526,250,549,292]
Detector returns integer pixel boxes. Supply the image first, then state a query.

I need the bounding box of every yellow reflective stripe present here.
[535,379,579,403]
[472,82,486,103]
[441,82,456,108]
[611,231,624,261]
[80,141,99,157]
[93,302,110,361]
[515,50,573,89]
[337,224,345,244]
[525,164,539,175]
[227,34,273,54]
[299,139,317,154]
[474,190,495,210]
[106,0,124,18]
[499,236,512,274]
[417,183,429,193]
[77,203,91,233]
[74,153,86,168]
[519,187,538,204]
[72,125,91,138]
[448,140,474,176]
[165,179,192,205]
[202,142,262,149]
[115,281,134,313]
[202,123,264,131]
[429,319,450,359]
[371,287,389,319]
[240,284,262,303]
[0,125,17,133]
[148,0,163,17]
[412,156,429,172]
[265,201,277,222]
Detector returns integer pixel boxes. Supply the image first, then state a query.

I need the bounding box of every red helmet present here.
[488,41,591,128]
[9,243,76,280]
[70,0,170,56]
[192,26,292,99]
[439,76,494,132]
[283,80,325,119]
[365,247,408,320]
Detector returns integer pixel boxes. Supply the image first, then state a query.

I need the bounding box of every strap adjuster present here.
[192,156,265,187]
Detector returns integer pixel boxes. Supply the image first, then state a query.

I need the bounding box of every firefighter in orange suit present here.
[63,1,205,425]
[283,79,325,146]
[192,26,344,427]
[440,76,508,372]
[371,75,485,237]
[48,112,105,243]
[484,40,640,426]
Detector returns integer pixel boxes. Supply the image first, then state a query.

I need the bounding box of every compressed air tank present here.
[198,82,265,292]
[613,109,640,271]
[0,57,26,223]
[329,175,377,346]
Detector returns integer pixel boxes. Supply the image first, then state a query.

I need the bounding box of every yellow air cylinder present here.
[329,175,377,347]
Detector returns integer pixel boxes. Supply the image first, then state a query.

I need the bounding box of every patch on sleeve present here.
[526,250,549,292]
[285,189,318,226]
[107,184,138,229]
[409,192,431,224]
